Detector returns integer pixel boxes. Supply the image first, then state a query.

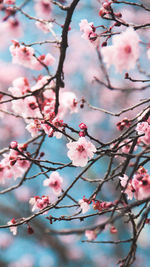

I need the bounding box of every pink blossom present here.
[41,117,64,139]
[7,218,17,235]
[10,41,55,70]
[59,91,78,115]
[79,19,98,45]
[110,226,118,234]
[34,53,55,70]
[119,139,137,154]
[0,145,30,183]
[0,61,23,85]
[10,41,36,69]
[26,120,41,137]
[29,195,50,212]
[132,167,150,200]
[0,162,13,184]
[43,171,63,195]
[85,230,97,241]
[0,19,22,50]
[4,0,15,4]
[119,174,134,200]
[101,27,140,73]
[10,141,18,149]
[8,77,30,97]
[34,0,52,20]
[119,168,150,200]
[67,137,96,167]
[78,199,90,214]
[136,122,150,144]
[79,19,94,39]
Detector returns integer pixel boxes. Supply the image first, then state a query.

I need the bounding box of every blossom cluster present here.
[10,40,55,70]
[136,120,150,145]
[119,167,150,200]
[0,143,30,184]
[8,75,78,138]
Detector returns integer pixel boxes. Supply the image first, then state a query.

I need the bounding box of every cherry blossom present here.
[59,91,78,115]
[119,168,150,200]
[0,143,30,183]
[0,18,22,50]
[8,77,30,97]
[79,19,95,41]
[34,0,52,20]
[119,174,134,200]
[79,19,99,46]
[29,195,50,212]
[67,137,96,167]
[43,171,63,195]
[7,218,17,236]
[78,199,90,214]
[10,41,55,70]
[136,121,150,145]
[26,120,41,137]
[85,230,97,241]
[101,27,140,73]
[132,167,150,200]
[110,226,118,234]
[4,0,15,4]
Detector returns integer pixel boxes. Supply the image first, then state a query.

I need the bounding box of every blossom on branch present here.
[85,230,97,241]
[7,218,17,236]
[43,171,63,195]
[78,199,90,214]
[136,121,150,145]
[29,195,50,213]
[67,137,96,167]
[101,27,140,73]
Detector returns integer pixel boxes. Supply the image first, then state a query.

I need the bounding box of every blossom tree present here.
[0,0,150,266]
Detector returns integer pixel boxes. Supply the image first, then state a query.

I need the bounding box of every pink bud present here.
[110,226,118,234]
[99,7,107,17]
[18,143,28,151]
[79,123,87,130]
[10,141,18,149]
[79,131,85,137]
[103,2,111,10]
[115,12,122,18]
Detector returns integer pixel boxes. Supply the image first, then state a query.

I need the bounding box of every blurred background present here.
[0,0,150,266]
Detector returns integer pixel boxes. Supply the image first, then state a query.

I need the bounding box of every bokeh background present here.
[0,0,150,266]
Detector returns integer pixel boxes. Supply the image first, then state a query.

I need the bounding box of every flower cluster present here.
[0,143,30,184]
[79,19,98,44]
[116,117,131,131]
[29,195,50,212]
[8,75,78,138]
[10,40,55,70]
[119,167,150,200]
[136,120,150,145]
